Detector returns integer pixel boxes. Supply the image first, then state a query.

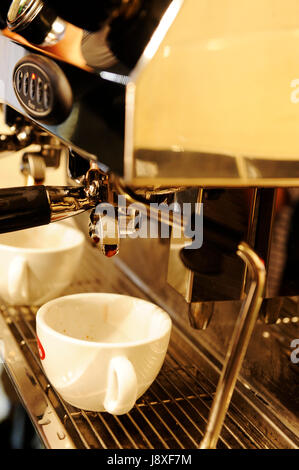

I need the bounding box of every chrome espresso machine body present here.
[0,0,298,449]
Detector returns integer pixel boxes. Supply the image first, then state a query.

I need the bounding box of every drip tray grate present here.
[0,303,281,449]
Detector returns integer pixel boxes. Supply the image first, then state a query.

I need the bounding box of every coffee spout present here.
[89,206,120,258]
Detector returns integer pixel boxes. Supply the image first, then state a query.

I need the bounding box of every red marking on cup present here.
[37,336,45,360]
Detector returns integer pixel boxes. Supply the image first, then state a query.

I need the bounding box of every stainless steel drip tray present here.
[0,243,298,449]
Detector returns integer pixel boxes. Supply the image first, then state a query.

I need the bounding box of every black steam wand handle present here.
[0,185,97,234]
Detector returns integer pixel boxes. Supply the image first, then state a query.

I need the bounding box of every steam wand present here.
[199,242,266,449]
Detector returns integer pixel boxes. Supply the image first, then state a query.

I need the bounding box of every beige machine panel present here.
[125,0,299,187]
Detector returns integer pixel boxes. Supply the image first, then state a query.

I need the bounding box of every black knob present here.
[13,54,73,125]
[7,0,65,45]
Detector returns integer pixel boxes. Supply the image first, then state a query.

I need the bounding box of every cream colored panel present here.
[133,0,299,159]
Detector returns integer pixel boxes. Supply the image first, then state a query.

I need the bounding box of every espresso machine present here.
[0,0,298,449]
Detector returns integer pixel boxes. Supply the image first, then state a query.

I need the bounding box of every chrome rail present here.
[200,242,266,449]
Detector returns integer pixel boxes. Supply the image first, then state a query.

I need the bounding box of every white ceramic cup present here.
[0,223,85,306]
[36,293,172,415]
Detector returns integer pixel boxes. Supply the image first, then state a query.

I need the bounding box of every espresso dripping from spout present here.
[89,207,120,258]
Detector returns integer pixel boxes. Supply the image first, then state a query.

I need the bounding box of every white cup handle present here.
[104,356,137,415]
[8,257,29,305]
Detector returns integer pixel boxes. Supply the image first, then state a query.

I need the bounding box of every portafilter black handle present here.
[0,185,97,234]
[0,0,11,29]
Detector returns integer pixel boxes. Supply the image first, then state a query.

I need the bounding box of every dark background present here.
[0,369,41,449]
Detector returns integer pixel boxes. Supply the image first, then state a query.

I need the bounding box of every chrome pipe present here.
[199,242,266,449]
